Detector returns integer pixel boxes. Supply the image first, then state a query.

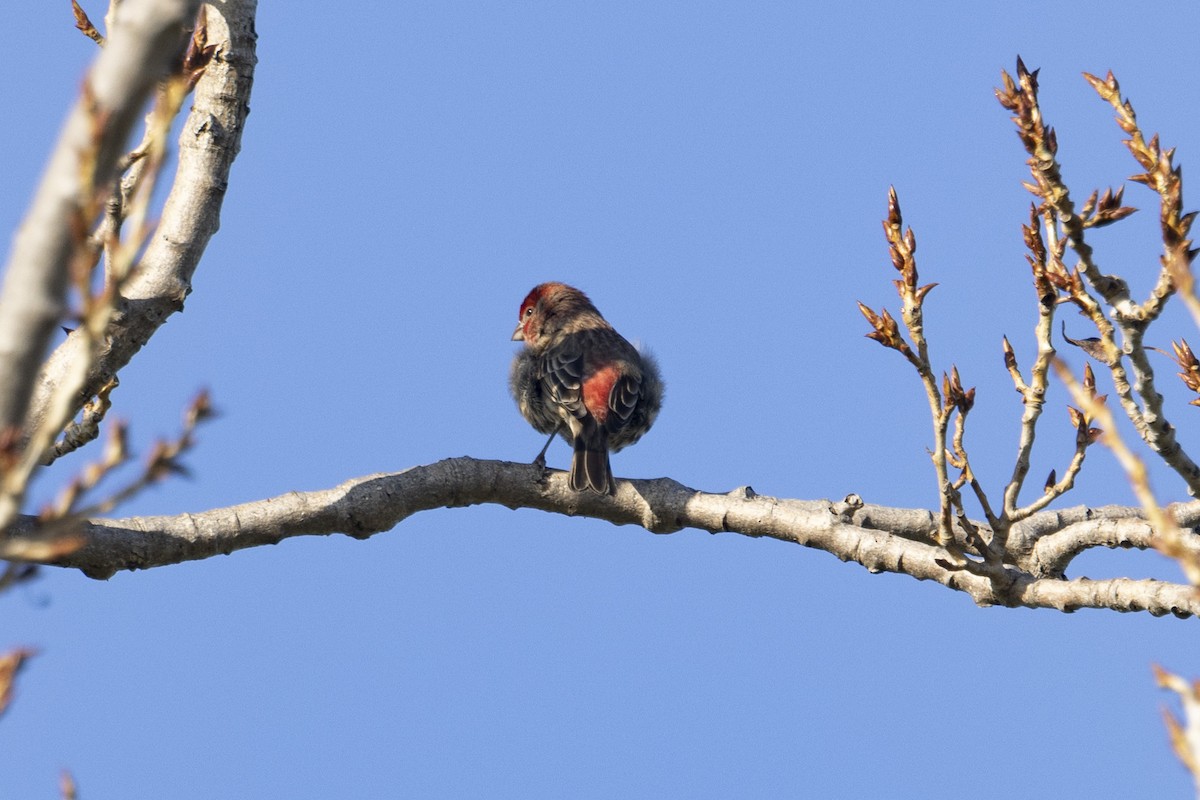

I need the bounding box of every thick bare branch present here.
[1028,516,1193,579]
[1,459,1195,617]
[0,0,202,442]
[23,0,258,455]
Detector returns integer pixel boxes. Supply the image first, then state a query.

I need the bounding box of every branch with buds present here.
[1002,60,1200,490]
[862,55,1200,772]
[858,189,976,553]
[858,59,1200,603]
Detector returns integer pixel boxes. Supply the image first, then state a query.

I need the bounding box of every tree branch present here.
[23,0,258,455]
[2,458,1195,618]
[0,0,203,441]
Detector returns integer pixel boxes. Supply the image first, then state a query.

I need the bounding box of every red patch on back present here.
[582,365,619,423]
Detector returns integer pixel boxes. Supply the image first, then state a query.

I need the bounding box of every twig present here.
[1053,358,1200,585]
[0,0,203,530]
[997,59,1200,495]
[21,0,257,472]
[0,648,37,719]
[1153,664,1200,795]
[859,188,968,551]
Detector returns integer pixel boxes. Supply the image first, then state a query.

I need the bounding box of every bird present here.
[509,282,663,494]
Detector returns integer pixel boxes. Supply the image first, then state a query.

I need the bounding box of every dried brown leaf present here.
[0,648,37,718]
[1061,322,1111,363]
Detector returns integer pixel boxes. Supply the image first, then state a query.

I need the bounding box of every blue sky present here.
[3,2,1200,797]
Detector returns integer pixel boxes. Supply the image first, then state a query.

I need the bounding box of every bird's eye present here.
[524,307,534,317]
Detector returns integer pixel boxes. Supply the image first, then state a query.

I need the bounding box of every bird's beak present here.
[512,322,525,342]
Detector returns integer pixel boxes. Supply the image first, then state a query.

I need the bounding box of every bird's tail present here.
[570,427,614,494]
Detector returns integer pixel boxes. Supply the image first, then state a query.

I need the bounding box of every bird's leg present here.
[533,427,559,468]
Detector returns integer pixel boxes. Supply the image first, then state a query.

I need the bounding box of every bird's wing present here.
[606,369,642,430]
[540,335,588,422]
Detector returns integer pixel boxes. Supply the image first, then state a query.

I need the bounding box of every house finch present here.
[510,282,663,494]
